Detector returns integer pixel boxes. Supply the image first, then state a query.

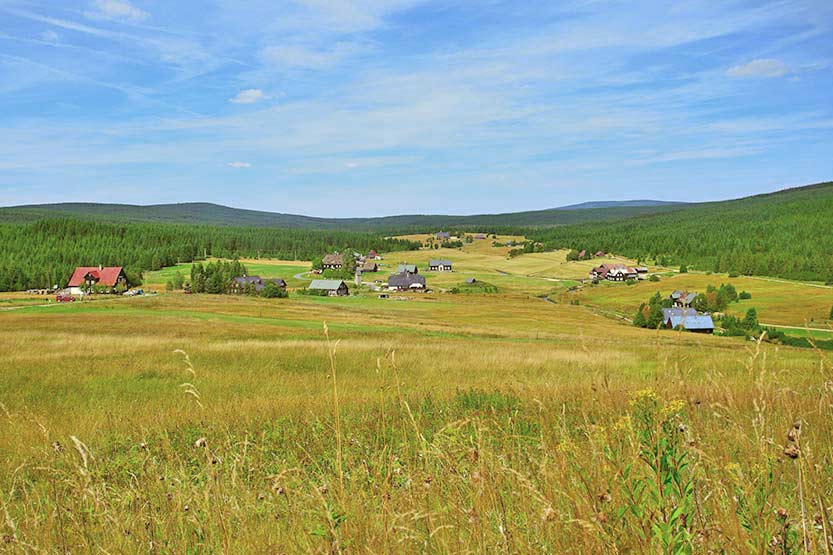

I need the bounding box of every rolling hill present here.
[0,200,690,230]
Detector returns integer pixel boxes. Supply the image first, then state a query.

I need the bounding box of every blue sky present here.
[0,0,831,216]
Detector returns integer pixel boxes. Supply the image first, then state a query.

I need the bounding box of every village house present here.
[435,231,451,241]
[388,272,426,291]
[361,261,379,273]
[366,250,381,260]
[662,307,714,333]
[322,253,344,270]
[67,266,128,295]
[595,251,606,257]
[309,279,349,296]
[229,276,286,294]
[578,249,587,259]
[589,263,638,282]
[670,290,697,308]
[396,263,418,274]
[429,259,453,272]
[474,234,486,240]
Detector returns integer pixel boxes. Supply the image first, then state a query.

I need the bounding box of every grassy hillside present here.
[528,181,833,281]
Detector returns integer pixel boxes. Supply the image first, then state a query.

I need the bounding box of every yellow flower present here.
[614,415,632,432]
[661,399,686,418]
[629,388,659,407]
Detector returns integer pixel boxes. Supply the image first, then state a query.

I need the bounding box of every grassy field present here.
[2,274,833,553]
[2,244,833,552]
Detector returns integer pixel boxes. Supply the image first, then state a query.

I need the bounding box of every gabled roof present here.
[667,313,714,330]
[662,308,697,320]
[68,266,124,287]
[397,264,418,273]
[322,253,344,265]
[233,275,262,285]
[429,259,452,266]
[388,273,426,289]
[309,279,347,291]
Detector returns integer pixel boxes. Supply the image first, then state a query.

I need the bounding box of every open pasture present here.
[578,271,833,327]
[143,258,312,290]
[1,289,832,553]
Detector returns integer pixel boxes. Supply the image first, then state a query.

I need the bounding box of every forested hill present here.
[526,181,833,281]
[0,200,689,230]
[0,221,419,292]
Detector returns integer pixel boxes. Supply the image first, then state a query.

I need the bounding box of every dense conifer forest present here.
[525,182,833,282]
[0,219,419,291]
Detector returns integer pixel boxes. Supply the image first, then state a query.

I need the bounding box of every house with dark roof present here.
[309,279,349,296]
[396,263,418,274]
[670,290,697,308]
[67,266,128,295]
[230,276,286,294]
[361,261,378,273]
[662,308,714,333]
[429,259,453,272]
[589,264,638,282]
[435,231,451,241]
[388,272,426,291]
[322,253,344,270]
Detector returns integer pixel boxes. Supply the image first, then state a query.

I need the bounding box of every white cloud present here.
[229,89,268,104]
[227,161,251,168]
[85,0,150,23]
[727,58,790,78]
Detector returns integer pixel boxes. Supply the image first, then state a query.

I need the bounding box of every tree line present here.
[0,218,419,292]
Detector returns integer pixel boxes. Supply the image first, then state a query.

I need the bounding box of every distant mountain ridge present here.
[0,199,690,230]
[555,200,686,210]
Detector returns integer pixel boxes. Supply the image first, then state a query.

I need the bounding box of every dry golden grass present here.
[0,288,831,553]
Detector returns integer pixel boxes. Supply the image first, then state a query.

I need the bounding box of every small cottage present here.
[662,308,714,333]
[230,276,286,294]
[429,259,452,272]
[322,254,344,270]
[670,290,697,308]
[309,279,349,296]
[362,262,379,273]
[396,264,418,274]
[388,272,426,291]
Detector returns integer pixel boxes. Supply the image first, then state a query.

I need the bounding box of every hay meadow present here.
[1,244,832,553]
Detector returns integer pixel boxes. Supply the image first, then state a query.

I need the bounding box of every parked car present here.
[56,294,75,303]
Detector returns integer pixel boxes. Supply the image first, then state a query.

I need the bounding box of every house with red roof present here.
[67,266,128,295]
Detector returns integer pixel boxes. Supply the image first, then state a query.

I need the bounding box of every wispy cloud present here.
[85,0,149,23]
[727,58,790,78]
[227,161,251,168]
[229,89,268,104]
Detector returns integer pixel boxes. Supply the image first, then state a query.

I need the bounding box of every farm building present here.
[662,308,714,333]
[362,262,379,273]
[388,272,426,291]
[230,276,286,294]
[589,264,638,282]
[474,234,486,240]
[309,279,349,296]
[465,277,477,284]
[429,259,453,272]
[578,250,586,259]
[435,231,451,241]
[595,251,606,257]
[396,264,418,274]
[366,250,381,260]
[67,266,128,295]
[322,254,344,270]
[670,290,697,308]
[635,266,649,274]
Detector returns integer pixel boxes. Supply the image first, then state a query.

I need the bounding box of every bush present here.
[739,291,752,300]
[648,274,660,282]
[261,282,288,298]
[679,265,688,273]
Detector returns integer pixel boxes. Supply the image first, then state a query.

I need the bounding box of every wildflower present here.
[776,507,788,520]
[662,399,686,418]
[784,444,800,459]
[139,442,147,450]
[614,415,632,432]
[541,507,557,523]
[423,475,432,489]
[724,462,741,475]
[629,388,659,407]
[52,441,64,454]
[194,437,207,448]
